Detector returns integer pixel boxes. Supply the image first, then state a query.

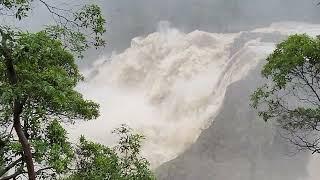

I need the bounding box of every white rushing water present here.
[69,22,320,169]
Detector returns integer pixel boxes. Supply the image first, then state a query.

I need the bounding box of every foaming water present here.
[69,22,320,168]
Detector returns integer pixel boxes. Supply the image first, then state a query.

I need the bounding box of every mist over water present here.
[1,0,320,179]
[63,1,320,179]
[70,22,320,176]
[71,22,264,166]
[33,0,320,178]
[99,0,320,54]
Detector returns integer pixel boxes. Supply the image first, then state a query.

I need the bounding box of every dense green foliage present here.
[0,1,155,179]
[0,29,100,179]
[251,34,320,153]
[66,125,155,180]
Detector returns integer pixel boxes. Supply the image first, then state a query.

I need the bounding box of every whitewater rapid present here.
[69,22,320,169]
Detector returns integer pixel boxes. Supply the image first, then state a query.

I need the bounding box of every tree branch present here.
[0,166,25,180]
[0,157,23,177]
[38,0,81,28]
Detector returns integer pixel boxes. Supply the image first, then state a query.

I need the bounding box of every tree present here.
[66,125,155,180]
[0,28,101,179]
[0,1,106,178]
[251,34,320,154]
[0,1,155,179]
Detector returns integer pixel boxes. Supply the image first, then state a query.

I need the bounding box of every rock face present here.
[156,64,310,180]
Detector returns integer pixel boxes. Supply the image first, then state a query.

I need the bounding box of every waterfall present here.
[69,21,320,168]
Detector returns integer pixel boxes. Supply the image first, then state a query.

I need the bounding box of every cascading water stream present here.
[69,22,320,172]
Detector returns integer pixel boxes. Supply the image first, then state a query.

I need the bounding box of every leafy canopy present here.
[251,34,320,153]
[0,29,99,179]
[0,29,155,180]
[67,125,155,180]
[0,1,155,179]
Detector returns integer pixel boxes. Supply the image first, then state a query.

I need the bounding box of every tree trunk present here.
[13,101,35,180]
